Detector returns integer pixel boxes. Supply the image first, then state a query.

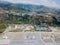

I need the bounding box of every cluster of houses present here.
[4,24,34,33]
[10,24,34,30]
[4,24,51,33]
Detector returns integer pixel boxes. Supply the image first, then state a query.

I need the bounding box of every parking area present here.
[3,32,60,45]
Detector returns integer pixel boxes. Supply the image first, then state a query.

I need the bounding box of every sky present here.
[1,0,60,8]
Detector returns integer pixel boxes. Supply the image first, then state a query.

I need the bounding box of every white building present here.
[4,24,34,33]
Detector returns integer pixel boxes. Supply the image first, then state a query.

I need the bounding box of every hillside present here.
[0,0,60,33]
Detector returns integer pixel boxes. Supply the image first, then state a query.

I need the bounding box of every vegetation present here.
[10,30,23,32]
[0,0,60,33]
[0,20,9,33]
[8,14,59,26]
[10,30,35,32]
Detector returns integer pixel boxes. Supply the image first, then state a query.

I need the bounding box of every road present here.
[4,32,60,45]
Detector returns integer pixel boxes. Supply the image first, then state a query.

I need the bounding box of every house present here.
[4,24,34,33]
[34,25,48,31]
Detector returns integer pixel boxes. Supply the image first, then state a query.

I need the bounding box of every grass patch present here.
[10,30,35,32]
[10,30,23,32]
[0,29,5,33]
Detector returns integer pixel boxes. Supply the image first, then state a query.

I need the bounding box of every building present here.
[4,24,34,33]
[34,25,49,31]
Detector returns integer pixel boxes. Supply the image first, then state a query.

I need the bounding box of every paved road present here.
[5,32,60,45]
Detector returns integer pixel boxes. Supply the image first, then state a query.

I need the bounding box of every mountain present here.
[0,0,60,15]
[0,0,60,31]
[0,0,11,10]
[15,3,60,15]
[0,1,60,21]
[0,1,31,13]
[15,3,44,9]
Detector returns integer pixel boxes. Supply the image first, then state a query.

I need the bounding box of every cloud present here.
[32,0,59,7]
[4,0,59,8]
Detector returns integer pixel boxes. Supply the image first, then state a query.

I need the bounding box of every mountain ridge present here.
[0,0,60,15]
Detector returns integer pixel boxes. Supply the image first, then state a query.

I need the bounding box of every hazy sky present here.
[2,0,60,8]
